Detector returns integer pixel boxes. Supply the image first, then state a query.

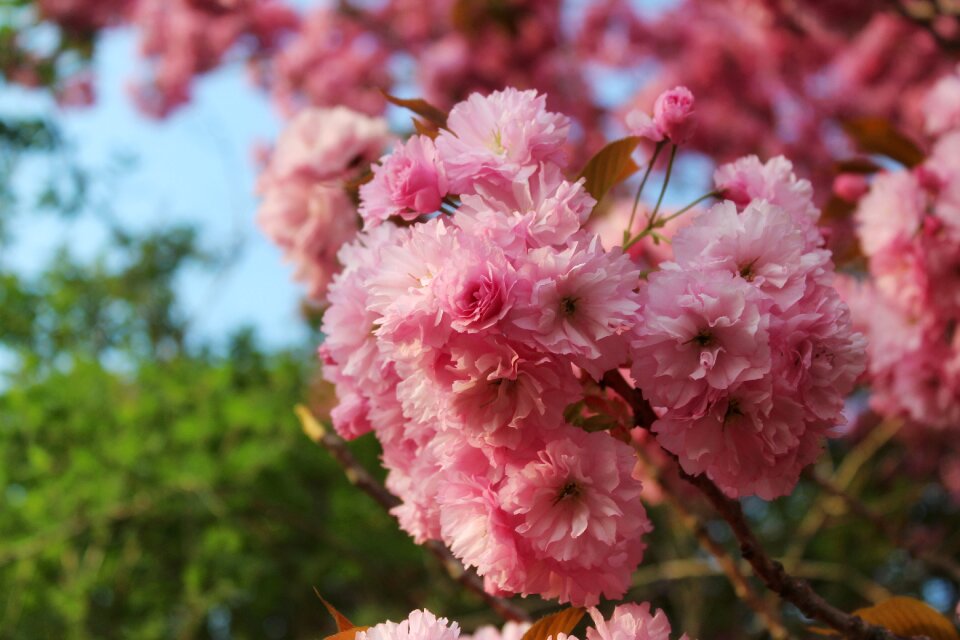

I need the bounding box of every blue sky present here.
[3,29,308,349]
[0,0,687,352]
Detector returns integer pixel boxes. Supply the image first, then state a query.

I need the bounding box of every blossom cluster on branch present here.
[840,66,960,501]
[309,86,864,607]
[357,604,689,640]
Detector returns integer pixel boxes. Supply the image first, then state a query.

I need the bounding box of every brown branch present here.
[295,405,531,623]
[603,371,918,640]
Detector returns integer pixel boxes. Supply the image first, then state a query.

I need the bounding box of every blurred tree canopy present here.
[0,115,483,639]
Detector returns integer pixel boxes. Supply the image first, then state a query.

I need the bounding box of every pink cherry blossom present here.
[264,106,391,184]
[587,602,691,640]
[653,86,696,144]
[453,166,595,253]
[671,200,830,310]
[360,135,449,228]
[256,182,358,301]
[632,268,772,411]
[713,155,821,247]
[436,88,571,194]
[854,170,925,257]
[357,610,460,640]
[507,234,641,379]
[924,65,960,135]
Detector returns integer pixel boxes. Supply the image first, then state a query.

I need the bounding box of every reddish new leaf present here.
[842,118,925,168]
[521,607,585,640]
[811,596,959,639]
[577,136,641,205]
[833,157,884,175]
[314,588,355,632]
[382,92,448,128]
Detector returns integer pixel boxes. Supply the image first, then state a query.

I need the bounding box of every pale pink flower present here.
[256,182,358,300]
[454,166,595,253]
[671,200,829,310]
[508,234,641,378]
[625,110,664,143]
[587,602,691,640]
[445,336,581,449]
[771,283,867,423]
[632,268,772,411]
[358,610,460,640]
[266,106,391,184]
[320,225,405,439]
[854,170,925,257]
[267,8,391,116]
[432,236,517,334]
[653,383,812,499]
[501,430,646,564]
[462,622,531,640]
[713,155,821,246]
[437,88,571,193]
[360,135,449,228]
[440,473,526,593]
[924,66,960,135]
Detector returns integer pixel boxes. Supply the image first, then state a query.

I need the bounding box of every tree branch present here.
[603,370,917,640]
[295,405,531,623]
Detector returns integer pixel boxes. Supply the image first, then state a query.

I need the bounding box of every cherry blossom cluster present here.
[321,89,650,606]
[841,67,960,499]
[355,604,689,640]
[255,107,392,300]
[317,87,865,604]
[632,156,866,499]
[129,0,299,117]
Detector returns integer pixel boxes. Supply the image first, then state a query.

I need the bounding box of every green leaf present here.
[841,118,925,168]
[577,137,641,205]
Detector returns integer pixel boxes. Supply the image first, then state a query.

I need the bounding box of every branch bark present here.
[295,405,531,623]
[603,371,918,640]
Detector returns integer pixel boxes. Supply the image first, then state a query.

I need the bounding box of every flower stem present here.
[624,141,666,245]
[649,143,678,226]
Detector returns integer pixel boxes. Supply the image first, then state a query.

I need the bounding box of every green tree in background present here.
[0,116,483,639]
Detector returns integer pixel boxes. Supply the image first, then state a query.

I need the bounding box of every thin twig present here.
[295,405,531,623]
[632,446,787,637]
[604,371,918,640]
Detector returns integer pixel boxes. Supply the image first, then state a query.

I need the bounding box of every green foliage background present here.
[0,115,485,639]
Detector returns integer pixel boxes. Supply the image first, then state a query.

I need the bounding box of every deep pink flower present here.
[653,86,696,144]
[360,135,449,228]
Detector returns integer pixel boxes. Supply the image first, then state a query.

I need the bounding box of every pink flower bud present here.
[832,173,869,202]
[653,86,696,145]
